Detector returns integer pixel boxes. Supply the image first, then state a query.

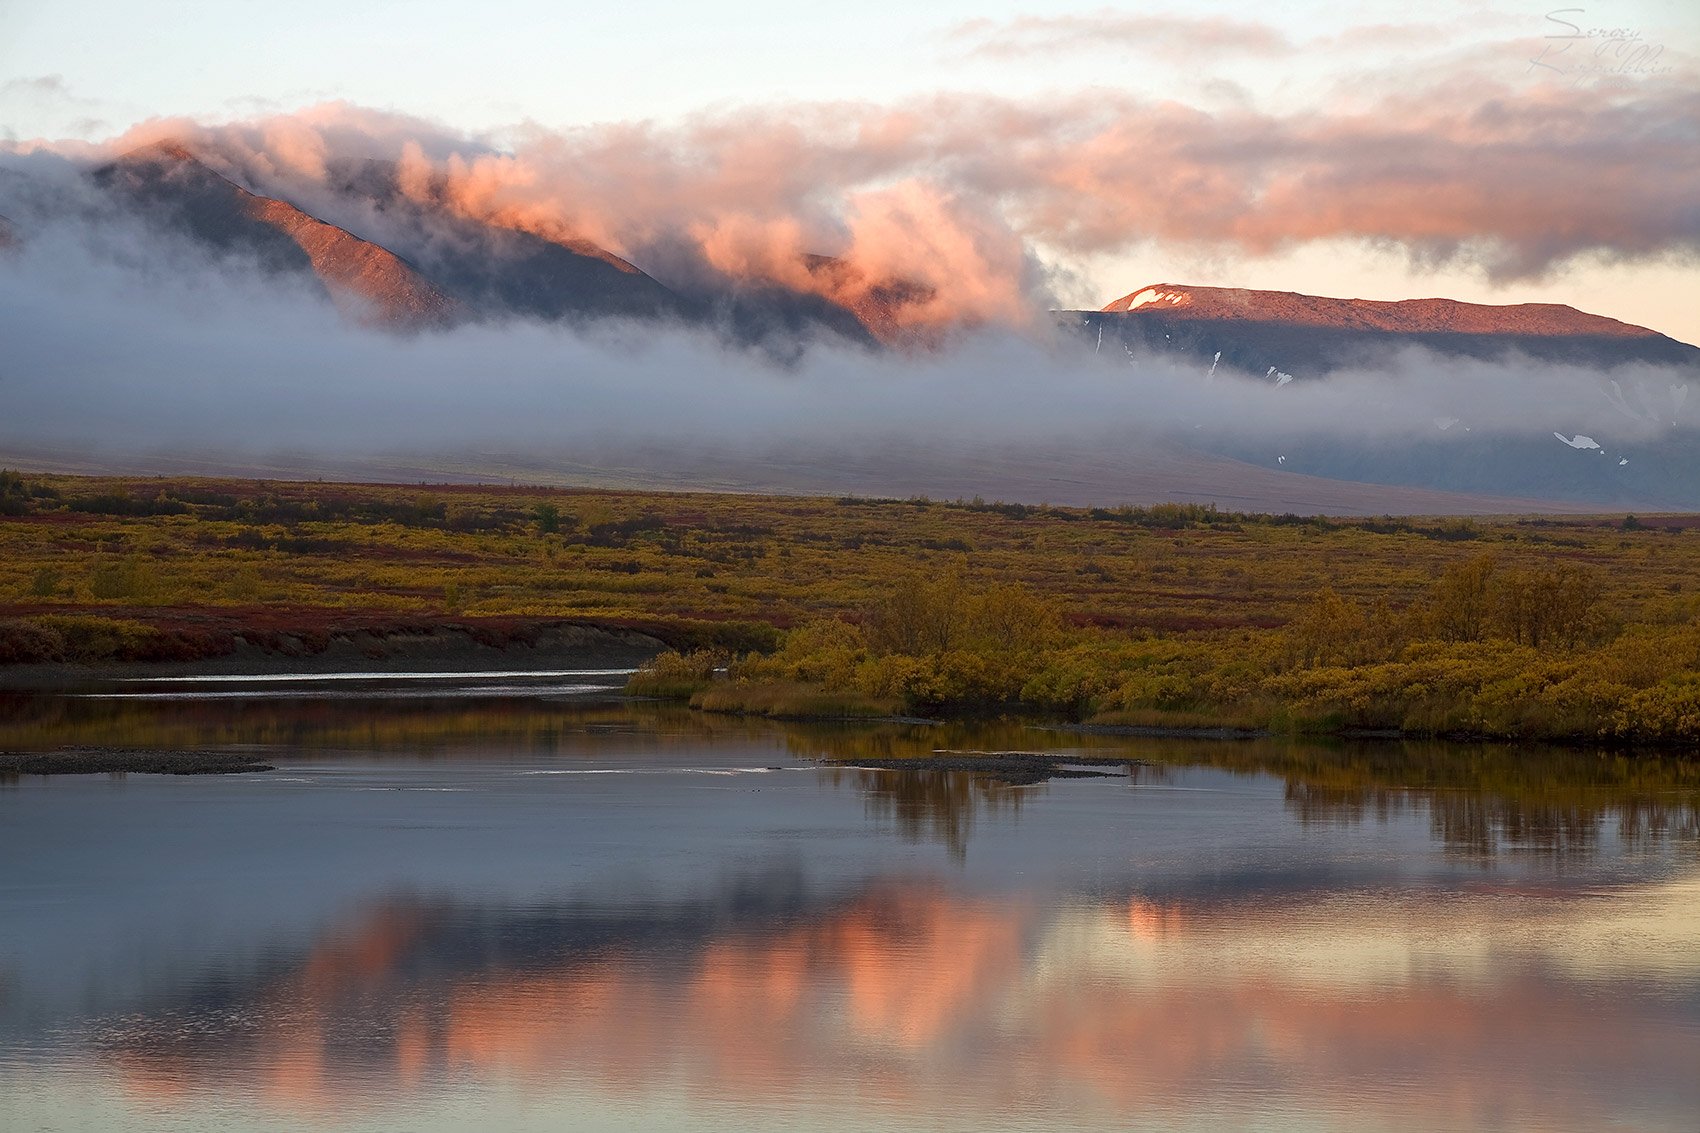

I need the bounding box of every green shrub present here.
[626,650,726,698]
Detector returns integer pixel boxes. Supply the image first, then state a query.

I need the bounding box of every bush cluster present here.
[632,553,1700,744]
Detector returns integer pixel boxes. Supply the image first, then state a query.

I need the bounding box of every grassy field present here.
[3,469,1698,743]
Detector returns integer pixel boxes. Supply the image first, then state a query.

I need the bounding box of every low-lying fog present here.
[1,195,1693,512]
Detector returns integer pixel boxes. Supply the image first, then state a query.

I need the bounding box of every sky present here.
[1,0,1697,338]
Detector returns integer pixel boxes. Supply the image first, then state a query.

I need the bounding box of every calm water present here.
[2,676,1699,1132]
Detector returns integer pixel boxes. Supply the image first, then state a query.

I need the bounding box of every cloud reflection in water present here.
[85,869,1700,1132]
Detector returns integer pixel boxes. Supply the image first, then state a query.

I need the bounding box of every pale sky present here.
[3,0,1697,339]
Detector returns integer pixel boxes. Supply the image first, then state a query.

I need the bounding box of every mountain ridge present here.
[1073,282,1698,378]
[1101,283,1663,339]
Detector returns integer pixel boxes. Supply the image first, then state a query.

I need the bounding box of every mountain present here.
[319,159,691,325]
[318,159,907,346]
[16,158,1700,508]
[0,212,16,249]
[87,147,888,345]
[1099,283,1657,334]
[670,265,882,351]
[95,143,457,327]
[1074,283,1698,376]
[1062,283,1700,509]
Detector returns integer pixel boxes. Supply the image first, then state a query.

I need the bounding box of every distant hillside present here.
[1053,284,1700,509]
[1072,283,1698,376]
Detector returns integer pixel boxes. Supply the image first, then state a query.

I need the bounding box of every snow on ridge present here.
[1119,286,1192,312]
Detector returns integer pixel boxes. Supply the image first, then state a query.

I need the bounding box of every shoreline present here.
[0,748,276,776]
[819,750,1150,786]
[6,662,1698,776]
[5,701,1696,779]
[0,622,666,689]
[678,697,1700,752]
[9,668,1696,754]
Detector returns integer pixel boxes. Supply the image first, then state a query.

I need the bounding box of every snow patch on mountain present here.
[1116,286,1194,312]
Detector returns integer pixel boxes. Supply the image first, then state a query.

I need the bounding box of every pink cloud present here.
[33,73,1695,329]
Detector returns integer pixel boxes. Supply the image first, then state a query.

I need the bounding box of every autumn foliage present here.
[3,471,1699,744]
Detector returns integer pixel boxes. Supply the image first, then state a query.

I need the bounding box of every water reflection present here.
[1282,780,1700,861]
[4,689,1700,1131]
[821,766,1031,859]
[0,688,755,755]
[5,691,1699,865]
[5,689,1700,869]
[793,724,1700,861]
[71,873,1700,1131]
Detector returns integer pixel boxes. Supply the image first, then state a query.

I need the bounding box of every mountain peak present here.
[131,138,198,163]
[1102,283,1658,339]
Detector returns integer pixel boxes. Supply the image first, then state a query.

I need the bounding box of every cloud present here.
[71,878,1700,1130]
[1,75,70,97]
[1,71,1696,506]
[946,12,1294,59]
[10,67,1683,318]
[0,73,104,109]
[0,76,113,143]
[940,12,1506,63]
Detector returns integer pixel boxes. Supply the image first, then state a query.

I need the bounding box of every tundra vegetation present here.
[2,470,1699,744]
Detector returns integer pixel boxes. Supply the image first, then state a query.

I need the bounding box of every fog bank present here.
[1,205,1694,511]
